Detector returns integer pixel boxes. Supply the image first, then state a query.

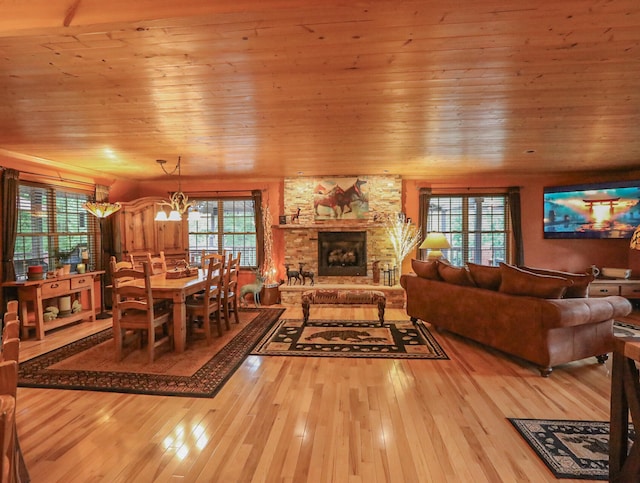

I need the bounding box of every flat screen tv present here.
[543,180,640,239]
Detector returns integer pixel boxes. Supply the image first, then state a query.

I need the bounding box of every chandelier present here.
[154,156,199,221]
[83,201,122,219]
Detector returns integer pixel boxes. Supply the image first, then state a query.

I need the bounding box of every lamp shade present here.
[419,232,451,250]
[631,225,640,250]
[83,201,121,218]
[419,232,451,261]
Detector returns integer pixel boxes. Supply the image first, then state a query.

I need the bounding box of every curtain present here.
[95,184,114,273]
[418,187,432,260]
[252,190,264,271]
[2,169,19,282]
[508,187,524,266]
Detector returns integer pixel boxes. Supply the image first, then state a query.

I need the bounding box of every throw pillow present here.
[466,263,502,291]
[411,259,441,280]
[498,263,573,299]
[437,262,475,287]
[522,266,594,298]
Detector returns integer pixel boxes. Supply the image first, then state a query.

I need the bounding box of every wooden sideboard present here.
[588,279,640,299]
[3,271,103,340]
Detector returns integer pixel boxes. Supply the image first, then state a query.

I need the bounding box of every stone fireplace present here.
[278,175,407,308]
[317,231,367,276]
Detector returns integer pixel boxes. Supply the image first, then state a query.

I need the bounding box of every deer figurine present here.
[299,262,315,286]
[284,264,301,285]
[240,273,265,307]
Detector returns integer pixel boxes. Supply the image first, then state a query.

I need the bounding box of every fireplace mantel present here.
[274,221,383,230]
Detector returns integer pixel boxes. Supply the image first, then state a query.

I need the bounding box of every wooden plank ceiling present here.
[0,0,638,182]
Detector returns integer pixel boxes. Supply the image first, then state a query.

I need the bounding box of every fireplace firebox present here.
[318,231,367,276]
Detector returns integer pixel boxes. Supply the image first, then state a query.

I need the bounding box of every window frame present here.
[14,181,97,280]
[425,193,512,266]
[187,197,259,269]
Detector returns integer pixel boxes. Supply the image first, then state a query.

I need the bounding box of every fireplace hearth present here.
[318,231,367,276]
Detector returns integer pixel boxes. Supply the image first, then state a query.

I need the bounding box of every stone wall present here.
[280,175,403,285]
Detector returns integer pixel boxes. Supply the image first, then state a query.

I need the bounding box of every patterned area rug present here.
[251,319,449,359]
[509,418,635,480]
[614,320,640,339]
[18,308,284,398]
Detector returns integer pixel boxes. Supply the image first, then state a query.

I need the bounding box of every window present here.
[188,198,257,268]
[14,183,97,280]
[426,194,510,266]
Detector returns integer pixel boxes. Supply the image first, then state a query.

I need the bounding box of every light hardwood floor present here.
[15,305,638,482]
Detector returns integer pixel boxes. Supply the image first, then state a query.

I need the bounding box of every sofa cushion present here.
[466,263,502,290]
[437,262,475,287]
[498,263,573,299]
[522,266,594,298]
[411,259,441,280]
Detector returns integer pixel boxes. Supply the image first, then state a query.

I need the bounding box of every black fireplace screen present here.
[317,231,367,276]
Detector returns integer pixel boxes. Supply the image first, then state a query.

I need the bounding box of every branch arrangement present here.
[384,213,422,268]
[261,204,277,284]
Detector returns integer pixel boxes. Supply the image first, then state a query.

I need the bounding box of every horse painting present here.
[314,178,368,219]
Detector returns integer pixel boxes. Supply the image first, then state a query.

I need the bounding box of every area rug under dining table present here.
[19,312,449,398]
[18,308,285,398]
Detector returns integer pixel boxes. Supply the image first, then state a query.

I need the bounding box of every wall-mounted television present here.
[543,180,640,239]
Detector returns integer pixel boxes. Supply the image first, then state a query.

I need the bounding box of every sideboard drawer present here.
[620,284,640,299]
[41,280,71,298]
[71,276,93,290]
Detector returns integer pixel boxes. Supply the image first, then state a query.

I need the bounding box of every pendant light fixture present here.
[154,156,199,221]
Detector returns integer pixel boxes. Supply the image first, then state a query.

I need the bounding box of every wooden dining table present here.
[122,269,209,353]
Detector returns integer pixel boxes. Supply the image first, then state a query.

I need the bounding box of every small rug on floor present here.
[509,418,635,480]
[614,320,640,339]
[250,319,449,359]
[18,308,284,398]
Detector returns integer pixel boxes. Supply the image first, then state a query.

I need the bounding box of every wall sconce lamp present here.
[154,156,200,222]
[419,232,451,260]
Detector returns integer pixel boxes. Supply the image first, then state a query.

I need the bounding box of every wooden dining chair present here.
[110,260,172,363]
[201,250,225,271]
[146,252,167,275]
[186,258,222,343]
[0,307,30,483]
[110,256,133,272]
[0,360,17,483]
[221,252,241,328]
[3,304,20,343]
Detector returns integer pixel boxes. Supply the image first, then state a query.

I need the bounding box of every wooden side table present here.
[609,337,640,482]
[590,278,640,299]
[2,271,103,340]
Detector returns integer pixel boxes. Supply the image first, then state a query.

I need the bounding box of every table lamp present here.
[419,232,451,260]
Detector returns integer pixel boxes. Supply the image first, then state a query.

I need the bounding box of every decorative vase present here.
[372,260,380,284]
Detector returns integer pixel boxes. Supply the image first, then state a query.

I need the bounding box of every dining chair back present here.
[0,360,17,483]
[1,321,18,344]
[0,306,29,482]
[110,260,172,363]
[4,302,17,316]
[186,258,222,343]
[201,251,226,271]
[3,304,19,343]
[110,256,133,272]
[221,252,241,328]
[146,252,167,274]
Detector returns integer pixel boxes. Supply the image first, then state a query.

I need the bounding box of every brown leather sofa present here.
[400,260,633,376]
